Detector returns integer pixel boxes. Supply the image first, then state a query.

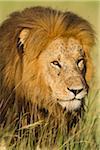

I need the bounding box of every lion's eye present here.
[51,60,61,69]
[77,58,84,70]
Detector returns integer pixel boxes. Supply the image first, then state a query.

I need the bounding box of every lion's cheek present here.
[43,75,72,101]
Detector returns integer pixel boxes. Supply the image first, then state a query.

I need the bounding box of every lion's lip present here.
[57,98,82,102]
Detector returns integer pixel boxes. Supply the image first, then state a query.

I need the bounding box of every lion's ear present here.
[17,28,30,54]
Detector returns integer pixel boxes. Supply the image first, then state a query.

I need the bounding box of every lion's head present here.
[0,7,95,123]
[38,37,89,111]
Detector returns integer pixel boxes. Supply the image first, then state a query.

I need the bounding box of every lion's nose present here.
[68,88,83,96]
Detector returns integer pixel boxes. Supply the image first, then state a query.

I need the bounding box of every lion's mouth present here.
[57,98,82,102]
[57,98,82,111]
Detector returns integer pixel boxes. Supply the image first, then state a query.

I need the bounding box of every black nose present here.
[68,88,83,96]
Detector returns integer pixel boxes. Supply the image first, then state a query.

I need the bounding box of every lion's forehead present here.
[67,38,82,52]
[46,38,83,58]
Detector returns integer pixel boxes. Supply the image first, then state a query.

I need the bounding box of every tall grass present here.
[0,83,99,150]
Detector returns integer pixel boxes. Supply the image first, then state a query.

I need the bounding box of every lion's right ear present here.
[17,28,30,54]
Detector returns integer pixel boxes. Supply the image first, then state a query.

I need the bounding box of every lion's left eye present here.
[51,60,61,69]
[77,59,84,70]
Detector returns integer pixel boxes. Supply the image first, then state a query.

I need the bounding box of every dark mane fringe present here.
[0,6,95,147]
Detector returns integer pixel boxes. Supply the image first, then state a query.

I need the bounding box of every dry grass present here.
[0,82,99,150]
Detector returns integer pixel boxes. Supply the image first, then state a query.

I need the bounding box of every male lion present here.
[0,7,95,148]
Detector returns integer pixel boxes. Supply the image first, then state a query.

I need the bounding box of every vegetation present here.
[0,82,99,150]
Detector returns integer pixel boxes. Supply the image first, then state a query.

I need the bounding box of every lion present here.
[0,6,95,149]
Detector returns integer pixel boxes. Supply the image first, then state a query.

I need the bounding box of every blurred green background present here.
[0,0,100,145]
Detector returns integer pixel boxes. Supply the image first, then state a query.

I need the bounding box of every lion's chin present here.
[58,99,81,112]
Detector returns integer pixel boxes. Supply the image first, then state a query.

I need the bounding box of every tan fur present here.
[0,7,95,147]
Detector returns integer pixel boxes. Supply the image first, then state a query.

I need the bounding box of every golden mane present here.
[0,6,95,147]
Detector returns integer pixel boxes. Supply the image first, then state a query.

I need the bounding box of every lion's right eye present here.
[51,60,61,69]
[77,58,85,71]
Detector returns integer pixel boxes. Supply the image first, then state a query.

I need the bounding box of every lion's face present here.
[39,38,88,111]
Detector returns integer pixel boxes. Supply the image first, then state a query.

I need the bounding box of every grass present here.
[0,81,99,150]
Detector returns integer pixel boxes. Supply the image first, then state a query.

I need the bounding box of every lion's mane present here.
[0,6,95,147]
